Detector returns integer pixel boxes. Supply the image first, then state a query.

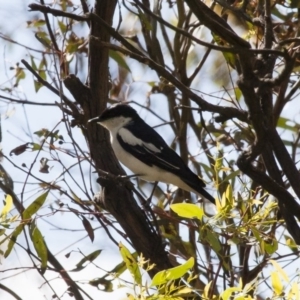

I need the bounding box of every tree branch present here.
[91,38,249,122]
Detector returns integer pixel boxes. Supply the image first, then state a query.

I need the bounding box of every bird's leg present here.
[114,173,143,190]
[116,173,141,180]
[146,181,158,205]
[96,169,141,190]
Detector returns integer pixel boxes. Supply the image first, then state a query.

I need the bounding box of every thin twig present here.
[21,59,79,116]
[0,95,58,106]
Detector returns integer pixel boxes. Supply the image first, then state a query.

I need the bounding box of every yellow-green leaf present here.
[287,282,300,300]
[119,242,141,285]
[171,203,203,220]
[203,281,213,299]
[234,87,242,101]
[225,184,233,205]
[22,191,49,220]
[271,271,283,296]
[1,194,13,217]
[285,236,298,253]
[270,259,289,282]
[221,287,241,300]
[151,257,194,286]
[176,287,193,295]
[214,157,223,172]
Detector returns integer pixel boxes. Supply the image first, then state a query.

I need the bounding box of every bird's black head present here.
[100,104,139,121]
[89,104,139,124]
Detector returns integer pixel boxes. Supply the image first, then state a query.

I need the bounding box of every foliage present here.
[1,0,300,299]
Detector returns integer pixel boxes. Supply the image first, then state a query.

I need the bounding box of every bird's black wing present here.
[117,120,206,188]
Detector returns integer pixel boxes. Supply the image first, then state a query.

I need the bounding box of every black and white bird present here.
[89,104,215,204]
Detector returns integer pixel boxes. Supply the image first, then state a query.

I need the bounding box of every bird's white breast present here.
[109,129,154,178]
[109,129,193,193]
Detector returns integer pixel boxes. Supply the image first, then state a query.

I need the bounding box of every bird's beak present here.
[88,116,101,124]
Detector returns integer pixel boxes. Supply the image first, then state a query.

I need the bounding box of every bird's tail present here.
[181,172,215,204]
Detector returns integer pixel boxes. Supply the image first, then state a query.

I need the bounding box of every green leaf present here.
[277,117,299,133]
[39,69,46,81]
[251,227,263,243]
[119,242,141,285]
[81,215,94,242]
[15,68,26,87]
[32,19,46,27]
[263,238,278,255]
[58,20,67,33]
[35,32,51,49]
[136,6,152,30]
[106,254,138,278]
[30,223,48,274]
[221,170,240,184]
[72,249,102,271]
[109,50,131,72]
[70,189,83,204]
[4,224,24,258]
[30,56,38,71]
[200,227,221,253]
[34,128,49,137]
[89,278,113,292]
[222,51,236,68]
[151,257,194,286]
[22,191,49,220]
[171,203,203,220]
[31,143,43,151]
[39,57,47,69]
[33,69,46,92]
[34,80,44,93]
[1,194,13,217]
